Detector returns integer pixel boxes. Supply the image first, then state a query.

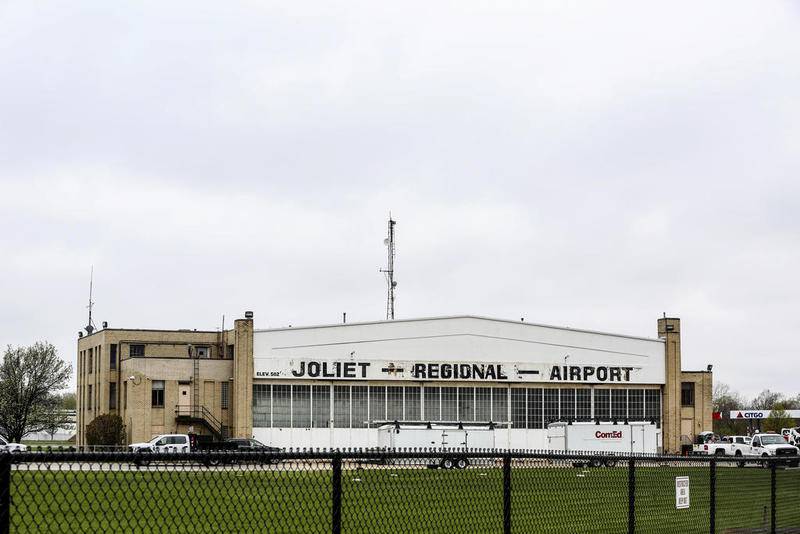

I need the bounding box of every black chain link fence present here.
[1,450,798,533]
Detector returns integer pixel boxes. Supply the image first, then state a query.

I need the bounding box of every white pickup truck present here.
[693,435,752,457]
[0,435,27,453]
[129,434,191,453]
[748,433,800,467]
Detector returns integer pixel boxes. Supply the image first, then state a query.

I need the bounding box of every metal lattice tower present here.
[379,216,397,320]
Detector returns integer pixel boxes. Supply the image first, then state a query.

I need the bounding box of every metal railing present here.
[1,449,798,533]
[174,404,225,439]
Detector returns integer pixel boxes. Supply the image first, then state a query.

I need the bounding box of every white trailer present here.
[547,421,662,465]
[377,423,496,469]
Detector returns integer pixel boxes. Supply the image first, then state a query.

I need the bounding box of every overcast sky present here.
[1,1,798,401]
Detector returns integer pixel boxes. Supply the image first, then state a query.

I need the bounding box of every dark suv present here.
[225,438,283,464]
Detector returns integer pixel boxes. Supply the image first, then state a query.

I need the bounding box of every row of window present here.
[252,385,661,429]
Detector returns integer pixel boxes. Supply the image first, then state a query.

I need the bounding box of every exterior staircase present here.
[175,405,227,441]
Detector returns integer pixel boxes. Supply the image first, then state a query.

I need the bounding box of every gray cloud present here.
[1,0,799,400]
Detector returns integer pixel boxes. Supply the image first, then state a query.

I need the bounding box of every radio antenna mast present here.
[379,215,397,320]
[86,266,96,334]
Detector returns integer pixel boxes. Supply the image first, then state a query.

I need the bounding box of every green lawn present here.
[9,463,800,533]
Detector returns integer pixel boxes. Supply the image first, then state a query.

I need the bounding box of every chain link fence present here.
[1,450,798,533]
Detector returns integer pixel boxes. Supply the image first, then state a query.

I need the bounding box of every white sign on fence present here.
[675,477,690,509]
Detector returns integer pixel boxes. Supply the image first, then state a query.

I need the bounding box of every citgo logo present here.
[595,431,623,439]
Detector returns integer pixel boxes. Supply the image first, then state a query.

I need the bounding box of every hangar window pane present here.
[594,389,610,420]
[458,387,474,421]
[510,389,526,429]
[475,388,491,421]
[645,390,661,422]
[313,385,330,428]
[405,386,421,420]
[576,389,591,421]
[292,385,311,428]
[387,386,404,421]
[272,385,291,427]
[611,390,627,420]
[628,389,644,420]
[252,384,271,427]
[543,389,559,425]
[424,387,440,421]
[560,389,575,421]
[492,388,508,423]
[527,388,543,429]
[352,386,368,428]
[333,386,349,428]
[369,386,386,426]
[441,387,458,421]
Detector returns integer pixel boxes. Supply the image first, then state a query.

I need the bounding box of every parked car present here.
[0,435,27,453]
[225,438,283,464]
[749,433,800,467]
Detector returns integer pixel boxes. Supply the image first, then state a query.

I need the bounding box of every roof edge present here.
[254,315,665,343]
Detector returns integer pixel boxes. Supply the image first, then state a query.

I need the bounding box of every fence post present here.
[709,458,716,534]
[770,460,776,534]
[502,453,511,534]
[0,452,10,534]
[627,458,635,534]
[332,453,342,534]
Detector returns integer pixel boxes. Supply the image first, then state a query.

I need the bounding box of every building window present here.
[88,349,93,374]
[226,345,234,359]
[151,380,165,408]
[87,385,92,410]
[492,388,508,424]
[253,384,271,427]
[369,386,386,426]
[527,388,543,429]
[543,389,559,425]
[404,386,421,420]
[386,386,403,421]
[628,389,644,420]
[196,346,210,359]
[560,389,576,421]
[130,344,145,358]
[594,389,610,420]
[110,344,117,370]
[124,382,128,410]
[312,385,330,428]
[510,389,526,429]
[109,383,117,410]
[645,389,661,422]
[611,390,627,420]
[576,389,592,421]
[351,386,368,428]
[475,388,491,422]
[221,382,230,410]
[441,387,457,421]
[424,387,440,421]
[681,382,695,407]
[458,387,474,421]
[292,385,311,428]
[333,386,350,428]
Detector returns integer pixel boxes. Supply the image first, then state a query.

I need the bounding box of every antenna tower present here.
[86,266,96,334]
[379,215,397,320]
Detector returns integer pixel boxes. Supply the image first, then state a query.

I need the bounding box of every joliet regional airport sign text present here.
[254,359,649,384]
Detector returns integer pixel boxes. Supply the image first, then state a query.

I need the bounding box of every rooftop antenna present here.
[85,266,96,335]
[379,214,397,320]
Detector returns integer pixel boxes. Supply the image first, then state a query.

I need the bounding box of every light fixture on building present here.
[707,364,713,372]
[245,311,254,319]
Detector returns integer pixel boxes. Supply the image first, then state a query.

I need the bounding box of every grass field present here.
[9,463,800,533]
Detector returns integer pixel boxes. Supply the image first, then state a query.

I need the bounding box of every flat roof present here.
[79,328,221,340]
[254,315,665,343]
